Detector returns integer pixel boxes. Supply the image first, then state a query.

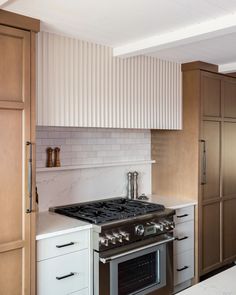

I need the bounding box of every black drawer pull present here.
[175,236,188,241]
[56,242,75,248]
[177,214,189,218]
[177,266,189,272]
[56,272,76,280]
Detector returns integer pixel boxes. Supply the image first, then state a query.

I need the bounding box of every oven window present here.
[118,252,157,295]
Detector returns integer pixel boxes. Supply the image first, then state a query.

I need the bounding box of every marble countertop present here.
[148,195,197,209]
[36,211,93,240]
[178,266,236,295]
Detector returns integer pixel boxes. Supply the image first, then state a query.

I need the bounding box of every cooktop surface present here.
[51,198,165,224]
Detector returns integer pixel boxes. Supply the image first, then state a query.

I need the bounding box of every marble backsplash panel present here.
[37,163,151,212]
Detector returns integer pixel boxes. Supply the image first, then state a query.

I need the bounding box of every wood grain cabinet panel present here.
[202,73,221,117]
[0,18,38,295]
[201,121,220,201]
[0,110,23,244]
[223,122,236,197]
[223,198,236,261]
[0,24,31,294]
[0,249,22,295]
[0,26,28,102]
[223,80,236,119]
[202,202,221,272]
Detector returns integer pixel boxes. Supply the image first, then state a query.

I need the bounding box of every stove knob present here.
[106,234,116,245]
[166,221,175,230]
[162,221,170,230]
[163,221,174,230]
[120,231,130,241]
[135,224,145,236]
[153,222,164,232]
[99,236,109,247]
[114,233,123,243]
[169,221,175,230]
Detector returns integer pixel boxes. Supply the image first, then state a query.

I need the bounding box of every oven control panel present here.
[135,221,174,236]
[98,216,175,250]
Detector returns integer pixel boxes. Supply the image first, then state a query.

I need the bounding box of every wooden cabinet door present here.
[223,79,236,119]
[0,25,33,295]
[200,120,221,274]
[223,122,236,198]
[222,122,236,261]
[201,73,221,117]
[201,121,221,201]
[201,202,221,274]
[223,198,236,261]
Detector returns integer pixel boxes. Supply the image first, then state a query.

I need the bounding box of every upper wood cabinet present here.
[223,79,236,119]
[0,27,27,102]
[0,11,39,295]
[202,73,221,117]
[36,31,182,129]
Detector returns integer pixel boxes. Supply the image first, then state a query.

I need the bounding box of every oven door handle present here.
[99,236,175,264]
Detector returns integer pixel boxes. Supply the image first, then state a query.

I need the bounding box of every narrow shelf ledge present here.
[36,160,156,173]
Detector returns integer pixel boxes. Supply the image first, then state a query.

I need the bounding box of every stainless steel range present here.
[50,198,175,295]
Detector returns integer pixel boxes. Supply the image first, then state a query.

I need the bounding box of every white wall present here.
[36,126,152,211]
[36,126,151,168]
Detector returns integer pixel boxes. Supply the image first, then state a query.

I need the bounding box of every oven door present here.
[95,236,174,295]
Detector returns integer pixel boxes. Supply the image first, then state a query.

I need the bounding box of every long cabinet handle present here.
[175,236,188,241]
[56,272,76,280]
[177,266,189,272]
[200,139,207,185]
[26,141,33,214]
[56,242,75,248]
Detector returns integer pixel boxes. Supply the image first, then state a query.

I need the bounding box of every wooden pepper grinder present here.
[54,147,61,167]
[46,147,53,167]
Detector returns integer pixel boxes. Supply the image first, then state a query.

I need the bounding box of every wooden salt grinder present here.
[46,147,53,167]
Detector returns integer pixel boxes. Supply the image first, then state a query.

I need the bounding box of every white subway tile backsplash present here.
[36,126,151,168]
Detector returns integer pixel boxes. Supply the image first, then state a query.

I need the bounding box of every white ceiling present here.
[149,31,236,65]
[3,0,236,70]
[3,0,236,46]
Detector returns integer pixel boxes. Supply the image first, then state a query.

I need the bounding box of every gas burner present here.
[51,197,165,224]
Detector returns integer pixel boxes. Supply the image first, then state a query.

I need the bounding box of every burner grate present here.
[53,198,165,224]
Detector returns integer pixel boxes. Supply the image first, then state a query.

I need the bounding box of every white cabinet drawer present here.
[37,249,89,295]
[67,288,88,295]
[174,221,194,255]
[37,230,89,261]
[174,249,194,285]
[174,206,194,224]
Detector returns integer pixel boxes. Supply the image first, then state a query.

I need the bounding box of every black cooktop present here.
[51,198,165,224]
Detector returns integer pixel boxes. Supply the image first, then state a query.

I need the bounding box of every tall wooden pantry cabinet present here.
[0,10,39,295]
[151,61,236,280]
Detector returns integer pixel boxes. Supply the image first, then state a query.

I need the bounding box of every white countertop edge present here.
[148,195,197,210]
[167,201,197,210]
[36,223,93,240]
